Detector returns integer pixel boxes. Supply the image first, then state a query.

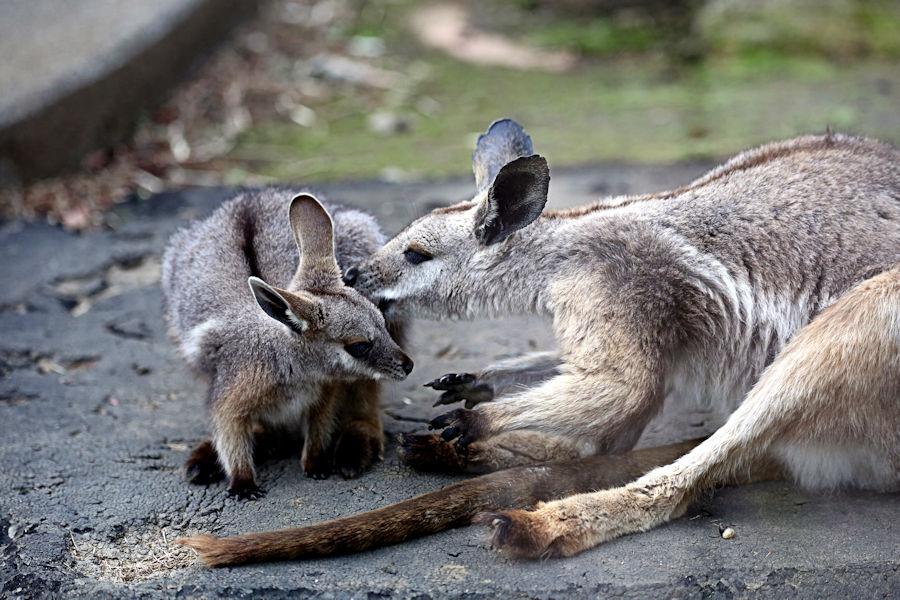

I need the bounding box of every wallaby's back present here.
[161,187,385,373]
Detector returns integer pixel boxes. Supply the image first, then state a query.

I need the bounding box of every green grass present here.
[226,1,900,183]
[528,19,659,57]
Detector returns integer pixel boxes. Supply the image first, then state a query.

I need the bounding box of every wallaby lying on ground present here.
[178,120,898,564]
[161,190,413,499]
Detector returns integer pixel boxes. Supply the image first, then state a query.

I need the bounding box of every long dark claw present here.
[428,408,486,450]
[426,372,494,407]
[433,390,462,407]
[428,411,457,430]
[456,432,479,449]
[226,485,266,501]
[440,426,461,441]
[424,373,476,390]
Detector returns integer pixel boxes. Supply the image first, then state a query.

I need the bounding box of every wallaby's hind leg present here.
[185,426,303,486]
[210,366,277,500]
[185,439,225,484]
[331,379,384,479]
[214,415,262,500]
[301,386,342,480]
[427,351,561,408]
[484,267,900,559]
[399,430,584,473]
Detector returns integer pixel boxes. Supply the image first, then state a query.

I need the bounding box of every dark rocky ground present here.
[1,165,897,599]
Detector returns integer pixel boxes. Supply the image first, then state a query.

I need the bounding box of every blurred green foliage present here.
[229,0,900,183]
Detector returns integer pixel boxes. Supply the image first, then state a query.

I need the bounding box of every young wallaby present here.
[178,120,898,564]
[161,189,413,499]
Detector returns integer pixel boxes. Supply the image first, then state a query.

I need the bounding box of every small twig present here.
[69,531,80,557]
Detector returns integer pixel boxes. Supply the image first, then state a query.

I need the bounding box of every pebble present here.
[721,527,735,539]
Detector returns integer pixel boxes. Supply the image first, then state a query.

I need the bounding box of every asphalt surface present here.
[1,165,898,599]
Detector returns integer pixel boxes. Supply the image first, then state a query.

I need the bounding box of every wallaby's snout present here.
[374,345,413,381]
[400,352,414,377]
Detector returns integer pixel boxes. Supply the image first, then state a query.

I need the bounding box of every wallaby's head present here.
[352,119,550,319]
[248,194,413,380]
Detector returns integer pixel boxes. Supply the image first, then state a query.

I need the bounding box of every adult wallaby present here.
[178,120,898,564]
[162,189,413,499]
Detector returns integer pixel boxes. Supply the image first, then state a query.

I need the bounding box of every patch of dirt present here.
[69,524,196,583]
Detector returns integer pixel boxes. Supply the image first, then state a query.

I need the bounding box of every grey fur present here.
[355,123,899,464]
[162,187,411,496]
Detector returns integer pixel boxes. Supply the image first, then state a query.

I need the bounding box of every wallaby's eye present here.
[344,341,373,358]
[403,243,433,265]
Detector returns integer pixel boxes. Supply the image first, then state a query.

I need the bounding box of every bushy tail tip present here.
[176,535,234,568]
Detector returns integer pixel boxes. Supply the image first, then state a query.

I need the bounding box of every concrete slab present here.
[0,0,258,183]
[1,165,898,598]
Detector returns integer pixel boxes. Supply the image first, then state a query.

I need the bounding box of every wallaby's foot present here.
[482,487,659,559]
[425,373,494,408]
[397,433,468,472]
[303,451,332,480]
[305,469,330,480]
[225,478,266,500]
[332,421,383,479]
[429,407,489,449]
[479,503,583,560]
[184,439,225,485]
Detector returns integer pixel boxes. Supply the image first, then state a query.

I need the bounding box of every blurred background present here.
[1,0,898,229]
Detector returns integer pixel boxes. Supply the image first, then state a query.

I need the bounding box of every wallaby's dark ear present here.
[474,155,549,246]
[248,277,320,333]
[289,193,341,278]
[472,119,534,193]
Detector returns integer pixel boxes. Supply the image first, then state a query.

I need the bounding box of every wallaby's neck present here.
[461,214,577,318]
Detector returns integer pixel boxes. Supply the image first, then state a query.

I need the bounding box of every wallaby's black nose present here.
[342,267,359,287]
[401,354,414,376]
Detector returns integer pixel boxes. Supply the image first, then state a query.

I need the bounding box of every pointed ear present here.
[474,155,549,246]
[289,193,341,278]
[472,119,535,193]
[248,277,320,332]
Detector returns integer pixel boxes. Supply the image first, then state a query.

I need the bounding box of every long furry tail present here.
[177,438,702,566]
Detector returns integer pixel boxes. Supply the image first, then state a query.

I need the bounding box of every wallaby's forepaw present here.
[396,433,468,472]
[184,439,225,485]
[425,373,494,408]
[225,481,266,500]
[478,504,579,560]
[332,423,383,479]
[429,407,489,449]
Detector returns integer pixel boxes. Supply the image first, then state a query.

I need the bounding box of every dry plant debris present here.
[0,0,394,230]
